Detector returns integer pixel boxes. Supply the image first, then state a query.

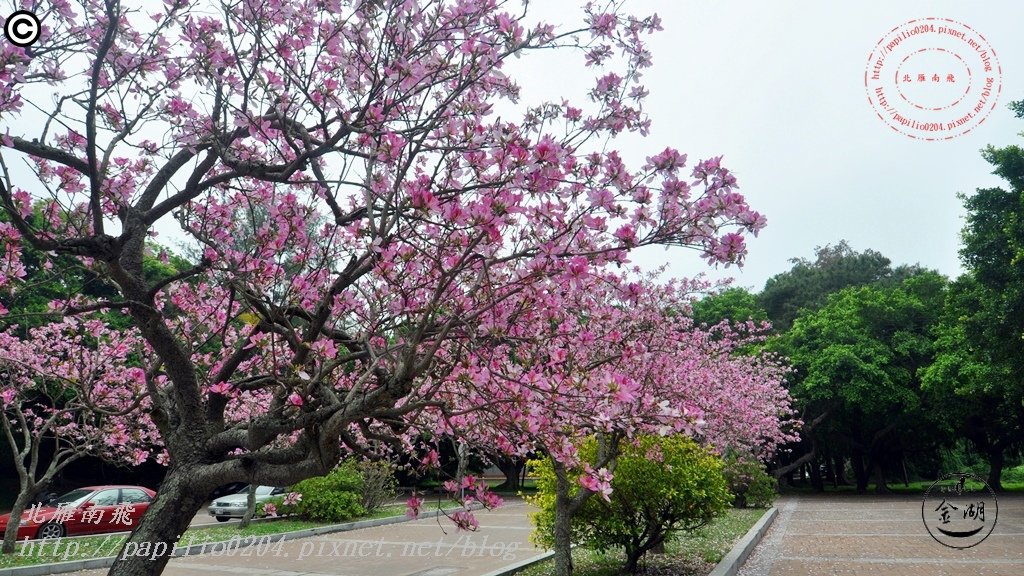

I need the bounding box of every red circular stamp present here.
[865,18,1002,141]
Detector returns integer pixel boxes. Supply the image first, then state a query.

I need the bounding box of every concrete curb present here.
[477,550,554,576]
[477,506,779,576]
[707,506,778,576]
[2,503,482,576]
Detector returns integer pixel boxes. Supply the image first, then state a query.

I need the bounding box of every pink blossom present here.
[474,485,503,509]
[614,224,637,246]
[421,449,440,469]
[406,494,423,519]
[450,510,479,531]
[0,0,793,558]
[588,13,617,37]
[580,466,614,502]
[130,449,149,466]
[209,381,232,395]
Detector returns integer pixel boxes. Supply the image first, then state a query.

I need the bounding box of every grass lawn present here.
[887,480,1024,494]
[517,507,767,576]
[0,504,405,569]
[493,479,538,494]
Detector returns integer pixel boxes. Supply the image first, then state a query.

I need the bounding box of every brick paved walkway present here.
[738,492,1024,576]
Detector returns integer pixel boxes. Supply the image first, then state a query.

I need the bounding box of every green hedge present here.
[290,461,366,522]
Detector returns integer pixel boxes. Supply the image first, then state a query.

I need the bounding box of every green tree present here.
[923,110,1024,489]
[773,272,948,492]
[528,436,730,574]
[691,287,767,327]
[0,202,190,333]
[923,277,1023,490]
[1009,98,1024,121]
[758,241,920,332]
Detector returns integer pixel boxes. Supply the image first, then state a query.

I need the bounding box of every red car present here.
[0,485,155,540]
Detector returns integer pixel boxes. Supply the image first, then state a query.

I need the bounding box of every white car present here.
[208,485,288,521]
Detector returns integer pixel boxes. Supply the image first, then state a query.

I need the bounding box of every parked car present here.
[0,485,155,540]
[208,485,288,521]
[208,482,248,501]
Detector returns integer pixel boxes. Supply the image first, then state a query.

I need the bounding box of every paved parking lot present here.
[70,499,543,576]
[190,503,232,527]
[738,493,1024,576]
[54,491,1024,576]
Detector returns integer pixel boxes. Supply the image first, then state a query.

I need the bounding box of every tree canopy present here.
[772,271,946,492]
[0,2,782,573]
[923,109,1024,489]
[758,241,920,332]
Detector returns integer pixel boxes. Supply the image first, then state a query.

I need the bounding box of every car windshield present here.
[52,489,94,506]
[235,485,276,496]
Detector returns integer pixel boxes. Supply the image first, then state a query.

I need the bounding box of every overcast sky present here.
[514,0,1024,292]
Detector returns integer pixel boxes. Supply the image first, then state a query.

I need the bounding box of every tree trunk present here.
[987,448,1004,491]
[833,454,848,485]
[623,534,664,573]
[455,441,469,489]
[495,457,523,491]
[851,451,869,492]
[809,458,824,492]
[772,441,817,484]
[238,483,258,529]
[1,489,35,554]
[106,468,209,576]
[872,460,889,493]
[552,472,575,576]
[624,547,644,574]
[548,434,616,576]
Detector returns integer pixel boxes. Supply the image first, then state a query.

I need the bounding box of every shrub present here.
[357,460,398,512]
[1003,464,1024,484]
[291,460,366,522]
[722,451,776,508]
[257,492,303,518]
[258,496,284,518]
[938,441,990,476]
[528,435,731,574]
[523,459,558,549]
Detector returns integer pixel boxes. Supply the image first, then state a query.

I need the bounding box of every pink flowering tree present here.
[0,319,158,553]
[433,273,795,575]
[0,1,766,574]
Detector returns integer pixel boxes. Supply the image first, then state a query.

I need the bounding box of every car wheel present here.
[37,522,65,539]
[215,516,230,522]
